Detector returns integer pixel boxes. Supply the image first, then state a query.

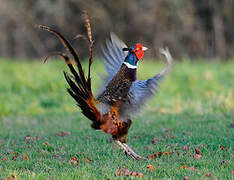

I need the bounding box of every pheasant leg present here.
[115,140,147,160]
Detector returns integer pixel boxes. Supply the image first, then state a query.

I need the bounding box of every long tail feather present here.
[38,12,102,127]
[37,25,88,91]
[82,10,93,90]
[43,52,89,98]
[38,26,101,124]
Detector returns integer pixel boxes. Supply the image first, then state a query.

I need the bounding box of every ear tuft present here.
[122,48,129,51]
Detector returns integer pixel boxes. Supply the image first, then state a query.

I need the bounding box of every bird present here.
[38,11,172,160]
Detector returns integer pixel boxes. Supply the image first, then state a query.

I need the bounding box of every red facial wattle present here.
[132,43,144,60]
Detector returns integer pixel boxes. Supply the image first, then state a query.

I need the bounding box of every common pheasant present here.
[39,12,172,160]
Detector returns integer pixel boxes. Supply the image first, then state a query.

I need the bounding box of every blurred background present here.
[0,0,234,60]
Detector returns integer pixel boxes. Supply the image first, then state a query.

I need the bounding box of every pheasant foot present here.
[115,140,147,160]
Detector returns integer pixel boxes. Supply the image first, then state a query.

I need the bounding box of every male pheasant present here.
[39,12,172,160]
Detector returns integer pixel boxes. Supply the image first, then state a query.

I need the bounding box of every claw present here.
[115,140,147,160]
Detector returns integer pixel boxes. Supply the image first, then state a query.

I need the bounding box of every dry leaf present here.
[219,145,226,150]
[179,165,198,172]
[69,157,78,165]
[183,145,189,152]
[170,135,176,139]
[220,160,229,166]
[205,173,212,177]
[193,154,202,159]
[24,135,34,142]
[178,165,188,169]
[145,145,153,151]
[195,148,202,155]
[200,144,207,148]
[138,173,143,178]
[183,131,191,135]
[45,142,51,146]
[23,155,29,161]
[24,135,40,142]
[116,166,143,177]
[4,174,18,180]
[163,151,173,155]
[35,136,41,140]
[147,164,156,170]
[133,135,142,139]
[149,150,173,159]
[2,157,8,161]
[85,158,92,163]
[53,154,60,159]
[151,137,160,144]
[12,156,17,161]
[165,143,172,148]
[163,128,172,132]
[7,150,15,155]
[116,171,121,176]
[54,131,71,137]
[149,151,163,159]
[183,176,190,180]
[187,166,199,172]
[116,166,129,176]
[163,133,169,138]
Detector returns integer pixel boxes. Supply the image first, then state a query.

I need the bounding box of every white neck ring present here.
[124,62,137,69]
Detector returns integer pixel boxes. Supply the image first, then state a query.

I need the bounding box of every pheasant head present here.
[123,43,148,68]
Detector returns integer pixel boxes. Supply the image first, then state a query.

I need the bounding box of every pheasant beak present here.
[142,46,148,51]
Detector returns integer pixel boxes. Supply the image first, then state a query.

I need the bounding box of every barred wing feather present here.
[119,75,162,118]
[102,33,128,85]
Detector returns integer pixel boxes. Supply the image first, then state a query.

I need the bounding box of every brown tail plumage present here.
[38,11,100,122]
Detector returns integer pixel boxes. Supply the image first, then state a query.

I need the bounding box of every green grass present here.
[0,58,233,179]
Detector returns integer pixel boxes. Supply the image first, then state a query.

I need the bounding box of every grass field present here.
[0,58,233,179]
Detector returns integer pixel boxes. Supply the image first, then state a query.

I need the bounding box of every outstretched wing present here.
[119,75,161,118]
[119,48,173,118]
[101,33,128,86]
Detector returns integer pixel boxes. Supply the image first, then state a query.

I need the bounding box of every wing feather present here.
[101,33,128,85]
[119,75,162,118]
